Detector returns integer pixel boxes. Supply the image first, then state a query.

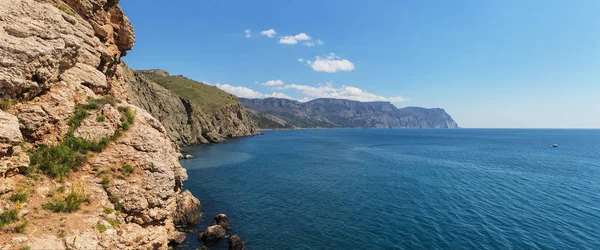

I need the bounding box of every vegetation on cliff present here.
[140,71,239,113]
[28,96,136,178]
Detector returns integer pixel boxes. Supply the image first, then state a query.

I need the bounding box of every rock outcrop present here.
[228,234,246,250]
[210,214,230,230]
[0,110,28,177]
[125,65,259,146]
[0,0,201,249]
[198,225,227,244]
[174,190,202,225]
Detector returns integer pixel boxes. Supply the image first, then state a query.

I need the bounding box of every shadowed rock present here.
[210,214,230,230]
[174,190,202,225]
[198,225,227,244]
[228,234,245,250]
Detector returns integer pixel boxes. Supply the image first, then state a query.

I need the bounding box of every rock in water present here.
[185,154,194,159]
[228,234,245,250]
[174,190,202,225]
[198,225,227,243]
[210,214,230,229]
[171,231,187,245]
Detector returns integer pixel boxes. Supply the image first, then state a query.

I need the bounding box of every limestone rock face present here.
[74,104,122,140]
[0,110,28,177]
[211,103,258,138]
[123,65,218,145]
[124,65,259,146]
[92,105,187,225]
[174,190,202,226]
[0,0,201,249]
[0,0,133,100]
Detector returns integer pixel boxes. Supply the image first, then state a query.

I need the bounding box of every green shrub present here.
[121,164,134,176]
[29,96,133,178]
[53,3,74,16]
[97,224,107,233]
[107,218,118,227]
[0,99,12,111]
[9,192,28,203]
[42,186,89,213]
[108,195,124,211]
[101,176,110,190]
[96,115,106,122]
[104,207,114,214]
[118,106,135,130]
[12,221,28,233]
[19,246,30,250]
[0,209,19,227]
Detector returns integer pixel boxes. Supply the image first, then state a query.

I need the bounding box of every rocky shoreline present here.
[0,0,253,249]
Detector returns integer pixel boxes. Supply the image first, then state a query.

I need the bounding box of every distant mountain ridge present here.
[239,97,459,129]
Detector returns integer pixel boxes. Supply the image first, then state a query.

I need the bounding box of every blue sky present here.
[120,0,600,128]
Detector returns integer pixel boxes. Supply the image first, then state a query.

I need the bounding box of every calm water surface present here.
[178,129,600,249]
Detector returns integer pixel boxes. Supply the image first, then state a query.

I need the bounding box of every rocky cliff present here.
[0,0,200,249]
[241,97,459,129]
[125,67,258,146]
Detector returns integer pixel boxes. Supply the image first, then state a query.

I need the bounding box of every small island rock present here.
[228,234,245,250]
[199,225,227,243]
[210,214,230,229]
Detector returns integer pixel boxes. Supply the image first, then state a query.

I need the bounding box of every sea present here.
[177,129,600,250]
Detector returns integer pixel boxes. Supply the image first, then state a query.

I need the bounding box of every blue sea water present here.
[178,129,600,250]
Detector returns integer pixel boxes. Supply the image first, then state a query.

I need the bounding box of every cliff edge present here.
[0,0,200,249]
[125,66,258,146]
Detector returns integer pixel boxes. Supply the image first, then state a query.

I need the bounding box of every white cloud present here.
[277,83,408,103]
[279,33,312,44]
[244,29,251,38]
[260,79,285,86]
[215,81,408,104]
[260,29,277,38]
[215,83,295,100]
[265,92,293,99]
[298,58,304,63]
[306,53,355,73]
[303,39,324,47]
[216,84,263,98]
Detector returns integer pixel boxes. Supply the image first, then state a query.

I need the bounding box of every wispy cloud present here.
[244,29,252,38]
[306,53,355,73]
[303,39,324,47]
[260,79,285,86]
[279,33,312,44]
[216,83,294,100]
[216,83,263,98]
[260,29,277,38]
[276,82,408,103]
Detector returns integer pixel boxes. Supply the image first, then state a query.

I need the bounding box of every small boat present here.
[552,144,558,148]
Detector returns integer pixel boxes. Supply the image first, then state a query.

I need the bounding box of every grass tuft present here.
[97,224,107,233]
[96,115,106,122]
[120,164,134,176]
[0,209,19,228]
[53,3,75,16]
[9,192,28,203]
[0,99,13,111]
[101,176,110,190]
[42,185,89,213]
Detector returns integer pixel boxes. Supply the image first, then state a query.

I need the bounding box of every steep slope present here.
[125,67,258,146]
[0,0,200,249]
[240,97,459,129]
